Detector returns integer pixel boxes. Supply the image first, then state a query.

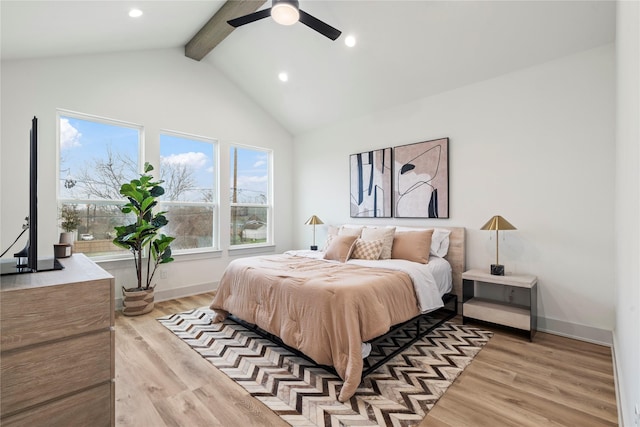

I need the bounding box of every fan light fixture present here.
[227,0,341,41]
[271,0,300,25]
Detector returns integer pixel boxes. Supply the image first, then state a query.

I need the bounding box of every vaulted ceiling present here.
[1,1,616,135]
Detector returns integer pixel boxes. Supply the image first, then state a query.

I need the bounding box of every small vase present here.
[59,231,76,253]
[122,287,155,316]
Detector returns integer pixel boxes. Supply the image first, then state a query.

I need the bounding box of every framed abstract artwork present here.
[350,148,392,218]
[393,138,449,218]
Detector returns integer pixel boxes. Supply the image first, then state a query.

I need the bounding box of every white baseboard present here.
[537,316,613,346]
[610,335,625,427]
[115,281,218,310]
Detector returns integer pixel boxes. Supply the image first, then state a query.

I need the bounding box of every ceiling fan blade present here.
[298,9,341,40]
[228,8,272,27]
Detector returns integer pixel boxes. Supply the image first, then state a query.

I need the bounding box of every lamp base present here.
[490,264,505,276]
[310,245,318,251]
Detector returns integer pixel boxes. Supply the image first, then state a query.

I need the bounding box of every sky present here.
[59,115,269,203]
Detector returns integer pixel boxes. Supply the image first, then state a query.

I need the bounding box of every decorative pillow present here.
[324,235,358,263]
[350,238,384,260]
[338,226,363,237]
[361,226,396,260]
[323,225,364,250]
[391,229,434,264]
[394,226,451,258]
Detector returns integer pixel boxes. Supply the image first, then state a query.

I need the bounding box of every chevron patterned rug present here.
[158,308,492,427]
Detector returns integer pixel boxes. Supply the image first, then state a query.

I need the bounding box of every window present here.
[230,146,272,246]
[58,111,141,257]
[159,132,217,251]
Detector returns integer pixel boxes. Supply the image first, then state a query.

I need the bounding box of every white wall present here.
[293,45,616,344]
[1,48,294,299]
[614,1,640,425]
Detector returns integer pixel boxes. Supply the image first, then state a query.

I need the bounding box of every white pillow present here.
[432,228,451,257]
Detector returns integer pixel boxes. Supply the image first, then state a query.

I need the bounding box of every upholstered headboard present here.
[443,227,465,313]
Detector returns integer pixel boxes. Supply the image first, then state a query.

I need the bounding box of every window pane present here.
[61,202,131,257]
[58,112,141,258]
[160,133,216,251]
[230,147,268,205]
[230,206,268,245]
[59,115,139,200]
[230,146,271,247]
[161,204,214,250]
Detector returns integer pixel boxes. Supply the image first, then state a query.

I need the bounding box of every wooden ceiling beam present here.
[185,0,267,61]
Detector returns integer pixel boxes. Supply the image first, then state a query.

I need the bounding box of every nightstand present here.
[462,269,538,340]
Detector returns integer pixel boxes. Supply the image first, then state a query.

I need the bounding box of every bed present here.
[210,226,465,402]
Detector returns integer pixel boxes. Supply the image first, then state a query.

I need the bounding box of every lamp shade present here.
[480,215,516,231]
[305,215,323,225]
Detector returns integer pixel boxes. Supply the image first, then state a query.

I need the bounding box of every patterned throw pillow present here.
[350,239,384,260]
[361,227,395,260]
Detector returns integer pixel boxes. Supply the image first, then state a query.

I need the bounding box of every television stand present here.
[0,257,63,276]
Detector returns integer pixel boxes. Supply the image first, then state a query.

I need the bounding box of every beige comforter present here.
[210,254,421,402]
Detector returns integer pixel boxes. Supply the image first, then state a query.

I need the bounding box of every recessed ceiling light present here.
[129,9,143,18]
[278,72,289,82]
[345,35,356,47]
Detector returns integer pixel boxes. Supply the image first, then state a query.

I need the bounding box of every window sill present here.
[93,248,223,268]
[228,244,277,257]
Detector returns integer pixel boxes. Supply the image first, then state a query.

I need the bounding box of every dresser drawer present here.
[1,329,112,417]
[1,278,111,351]
[1,382,113,427]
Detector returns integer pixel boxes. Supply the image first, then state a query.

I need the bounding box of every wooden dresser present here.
[0,254,115,426]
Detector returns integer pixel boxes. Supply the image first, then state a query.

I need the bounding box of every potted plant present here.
[59,204,81,250]
[113,162,175,316]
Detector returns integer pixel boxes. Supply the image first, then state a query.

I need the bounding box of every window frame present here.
[56,109,143,261]
[158,129,219,253]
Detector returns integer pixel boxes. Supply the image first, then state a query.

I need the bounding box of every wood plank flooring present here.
[115,293,618,426]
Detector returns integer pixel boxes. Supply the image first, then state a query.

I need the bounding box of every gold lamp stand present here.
[481,215,516,275]
[304,215,323,250]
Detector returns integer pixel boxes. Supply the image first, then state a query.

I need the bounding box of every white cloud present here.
[239,175,267,184]
[60,118,82,150]
[253,160,266,168]
[161,152,208,169]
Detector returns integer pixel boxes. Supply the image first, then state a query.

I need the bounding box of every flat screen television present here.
[1,116,63,275]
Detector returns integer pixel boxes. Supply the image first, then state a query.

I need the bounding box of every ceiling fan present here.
[227,0,342,41]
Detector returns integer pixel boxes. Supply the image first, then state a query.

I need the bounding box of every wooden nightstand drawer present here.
[1,329,113,417]
[463,298,531,330]
[462,269,537,340]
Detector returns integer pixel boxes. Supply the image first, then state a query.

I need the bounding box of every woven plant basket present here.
[122,287,155,316]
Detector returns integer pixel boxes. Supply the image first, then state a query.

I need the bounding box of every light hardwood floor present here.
[115,293,618,426]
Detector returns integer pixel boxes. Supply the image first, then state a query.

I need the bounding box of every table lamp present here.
[304,215,323,250]
[481,215,516,276]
